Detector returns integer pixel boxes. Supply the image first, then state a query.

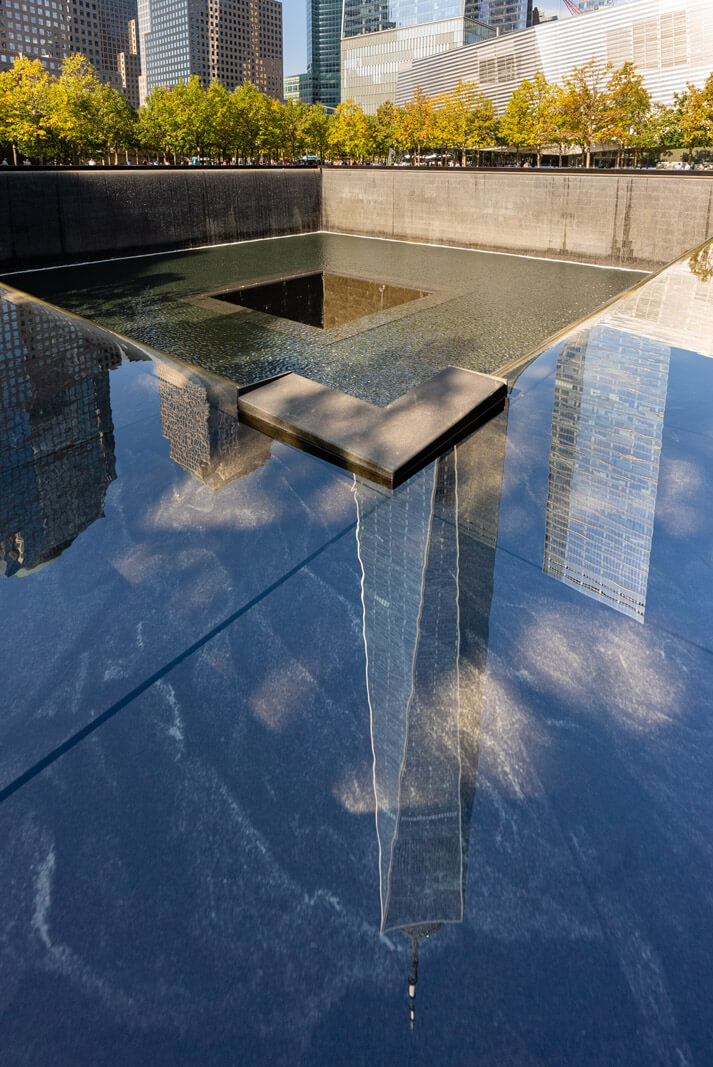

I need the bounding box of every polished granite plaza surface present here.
[2,239,713,1064]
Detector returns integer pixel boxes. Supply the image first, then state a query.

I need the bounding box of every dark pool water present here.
[4,234,644,404]
[2,240,713,1065]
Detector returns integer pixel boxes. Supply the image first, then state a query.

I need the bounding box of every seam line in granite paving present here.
[0,517,357,805]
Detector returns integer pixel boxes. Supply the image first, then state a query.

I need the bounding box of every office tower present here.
[137,0,282,105]
[283,71,311,102]
[341,0,494,113]
[467,0,532,32]
[544,325,670,621]
[0,0,141,107]
[157,360,272,488]
[0,293,119,577]
[397,0,713,113]
[306,0,340,109]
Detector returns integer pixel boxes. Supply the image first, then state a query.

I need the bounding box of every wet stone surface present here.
[2,240,713,1065]
[3,233,644,405]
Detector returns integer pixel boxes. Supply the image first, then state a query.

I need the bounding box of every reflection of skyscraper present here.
[355,438,505,1023]
[544,325,670,620]
[0,293,120,577]
[157,360,272,488]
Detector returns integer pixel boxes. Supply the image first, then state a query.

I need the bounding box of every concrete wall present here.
[0,169,321,272]
[322,169,713,271]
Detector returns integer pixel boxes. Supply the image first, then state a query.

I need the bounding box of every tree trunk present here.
[585,143,591,168]
[536,147,541,167]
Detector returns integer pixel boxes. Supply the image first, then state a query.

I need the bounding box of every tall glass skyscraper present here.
[306,0,341,109]
[468,0,532,32]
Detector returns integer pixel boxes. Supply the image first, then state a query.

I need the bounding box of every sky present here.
[281,0,579,78]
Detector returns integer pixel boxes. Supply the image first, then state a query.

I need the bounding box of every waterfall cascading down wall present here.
[1,168,713,274]
[0,169,322,272]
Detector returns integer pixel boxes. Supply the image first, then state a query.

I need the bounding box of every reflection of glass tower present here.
[354,451,474,1024]
[544,325,670,621]
[157,361,272,488]
[0,295,119,577]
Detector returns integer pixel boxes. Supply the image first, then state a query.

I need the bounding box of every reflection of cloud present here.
[332,763,376,814]
[248,658,318,733]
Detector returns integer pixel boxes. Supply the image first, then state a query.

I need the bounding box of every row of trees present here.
[2,52,713,166]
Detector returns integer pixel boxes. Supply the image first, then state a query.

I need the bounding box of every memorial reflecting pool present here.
[6,233,642,403]
[1,239,713,1065]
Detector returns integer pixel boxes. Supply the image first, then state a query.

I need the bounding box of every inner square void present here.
[212,271,432,329]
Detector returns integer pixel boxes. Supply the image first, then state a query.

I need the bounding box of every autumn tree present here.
[680,73,713,152]
[301,102,331,162]
[395,86,434,164]
[560,59,612,167]
[2,56,54,164]
[606,62,651,167]
[435,80,496,165]
[329,99,369,161]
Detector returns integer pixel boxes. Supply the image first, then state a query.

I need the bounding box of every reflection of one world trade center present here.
[0,292,120,576]
[354,451,465,1027]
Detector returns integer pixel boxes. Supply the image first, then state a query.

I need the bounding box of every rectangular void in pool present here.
[212,272,431,329]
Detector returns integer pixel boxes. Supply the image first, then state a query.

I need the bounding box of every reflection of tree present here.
[157,360,272,489]
[354,433,504,1025]
[0,293,120,576]
[688,244,713,283]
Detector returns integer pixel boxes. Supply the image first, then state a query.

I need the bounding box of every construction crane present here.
[560,0,582,14]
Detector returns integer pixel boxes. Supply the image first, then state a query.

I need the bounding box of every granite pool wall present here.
[1,166,712,273]
[0,168,322,272]
[322,168,713,272]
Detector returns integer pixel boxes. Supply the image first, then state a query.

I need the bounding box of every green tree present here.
[233,82,267,161]
[166,76,208,160]
[138,85,173,159]
[51,54,102,162]
[301,102,331,162]
[606,62,651,166]
[93,82,136,164]
[498,80,531,164]
[368,100,397,161]
[204,81,235,160]
[395,86,434,164]
[3,56,54,163]
[560,59,612,168]
[279,98,308,161]
[329,99,369,161]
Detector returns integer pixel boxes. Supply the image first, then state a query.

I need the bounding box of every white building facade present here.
[395,0,713,112]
